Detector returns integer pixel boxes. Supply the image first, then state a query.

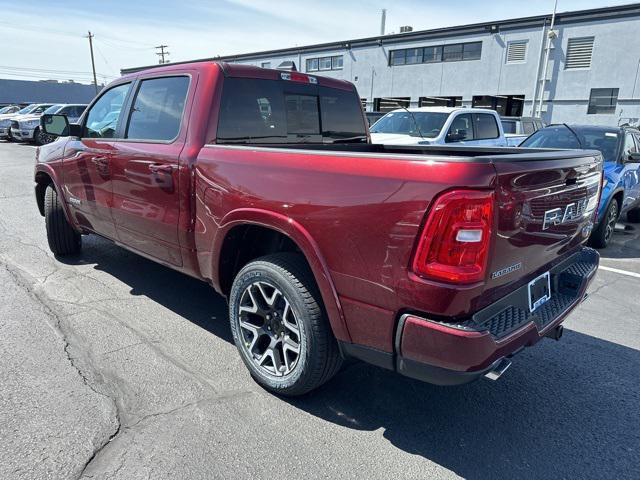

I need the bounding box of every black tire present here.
[229,253,342,396]
[589,199,618,248]
[34,127,44,145]
[627,208,640,223]
[44,185,81,256]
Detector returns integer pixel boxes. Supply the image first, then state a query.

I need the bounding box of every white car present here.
[12,104,86,144]
[370,107,508,147]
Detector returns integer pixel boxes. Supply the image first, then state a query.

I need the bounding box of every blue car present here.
[521,124,640,248]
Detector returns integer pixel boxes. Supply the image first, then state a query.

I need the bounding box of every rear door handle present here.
[148,164,176,173]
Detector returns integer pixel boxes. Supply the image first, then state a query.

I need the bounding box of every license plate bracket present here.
[528,271,551,313]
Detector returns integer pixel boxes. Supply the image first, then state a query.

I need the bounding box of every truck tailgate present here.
[487,151,602,292]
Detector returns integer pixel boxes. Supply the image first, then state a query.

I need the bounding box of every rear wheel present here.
[589,199,618,248]
[229,253,342,396]
[44,185,81,256]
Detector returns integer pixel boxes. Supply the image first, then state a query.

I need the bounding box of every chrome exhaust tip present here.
[545,324,564,341]
[484,358,512,381]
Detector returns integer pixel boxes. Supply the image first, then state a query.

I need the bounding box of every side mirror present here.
[628,152,640,163]
[41,114,81,137]
[446,130,467,143]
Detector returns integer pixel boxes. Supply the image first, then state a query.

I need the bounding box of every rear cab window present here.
[216,77,367,144]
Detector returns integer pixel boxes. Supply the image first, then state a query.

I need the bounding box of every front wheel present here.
[44,185,81,256]
[229,253,342,396]
[589,199,618,248]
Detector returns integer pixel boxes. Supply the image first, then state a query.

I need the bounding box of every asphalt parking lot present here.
[0,141,638,480]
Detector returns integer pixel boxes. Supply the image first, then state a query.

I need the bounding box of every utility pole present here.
[86,31,98,94]
[380,9,386,36]
[156,45,170,64]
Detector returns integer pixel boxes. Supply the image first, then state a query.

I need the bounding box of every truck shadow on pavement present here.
[58,235,233,344]
[290,332,639,479]
[60,235,637,479]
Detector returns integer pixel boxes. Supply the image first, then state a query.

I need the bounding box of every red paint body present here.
[35,62,602,382]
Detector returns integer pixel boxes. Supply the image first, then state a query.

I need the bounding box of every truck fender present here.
[213,208,351,343]
[34,164,79,232]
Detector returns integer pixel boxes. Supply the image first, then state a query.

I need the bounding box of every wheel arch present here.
[213,209,351,343]
[34,165,77,230]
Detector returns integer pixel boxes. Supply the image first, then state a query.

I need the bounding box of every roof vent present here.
[277,61,297,72]
[399,26,413,33]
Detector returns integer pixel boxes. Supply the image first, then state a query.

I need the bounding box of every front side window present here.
[126,76,189,141]
[84,83,131,138]
[448,114,474,141]
[473,113,499,139]
[622,133,638,159]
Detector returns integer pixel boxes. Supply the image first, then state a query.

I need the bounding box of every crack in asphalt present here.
[0,249,252,479]
[0,259,122,480]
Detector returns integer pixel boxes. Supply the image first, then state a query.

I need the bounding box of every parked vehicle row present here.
[0,103,87,145]
[35,62,600,395]
[368,105,640,249]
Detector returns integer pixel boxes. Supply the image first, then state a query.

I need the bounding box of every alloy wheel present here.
[604,202,618,243]
[237,281,302,377]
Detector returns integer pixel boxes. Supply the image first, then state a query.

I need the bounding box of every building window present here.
[472,95,525,116]
[373,97,410,112]
[389,41,481,66]
[587,88,618,114]
[306,55,343,72]
[261,62,271,69]
[506,40,528,63]
[443,44,464,62]
[423,46,443,63]
[419,96,462,107]
[565,37,595,69]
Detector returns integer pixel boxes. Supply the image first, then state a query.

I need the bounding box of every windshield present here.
[44,105,64,114]
[521,125,620,163]
[17,104,37,115]
[370,111,449,137]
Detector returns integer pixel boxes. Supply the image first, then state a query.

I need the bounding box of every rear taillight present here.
[412,190,494,284]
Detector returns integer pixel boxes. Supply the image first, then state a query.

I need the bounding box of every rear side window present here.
[473,113,499,139]
[126,76,189,141]
[501,120,516,134]
[216,78,366,144]
[522,121,536,135]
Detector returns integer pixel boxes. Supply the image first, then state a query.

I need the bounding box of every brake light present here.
[412,190,494,283]
[280,72,318,84]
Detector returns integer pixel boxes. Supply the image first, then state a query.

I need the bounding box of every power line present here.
[156,45,170,64]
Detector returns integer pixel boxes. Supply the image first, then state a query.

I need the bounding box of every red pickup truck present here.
[35,62,602,395]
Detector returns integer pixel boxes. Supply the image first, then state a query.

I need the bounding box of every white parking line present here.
[599,265,640,279]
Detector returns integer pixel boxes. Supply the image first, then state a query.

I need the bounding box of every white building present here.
[123,3,640,126]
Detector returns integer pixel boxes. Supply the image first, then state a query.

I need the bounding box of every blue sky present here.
[0,0,629,83]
